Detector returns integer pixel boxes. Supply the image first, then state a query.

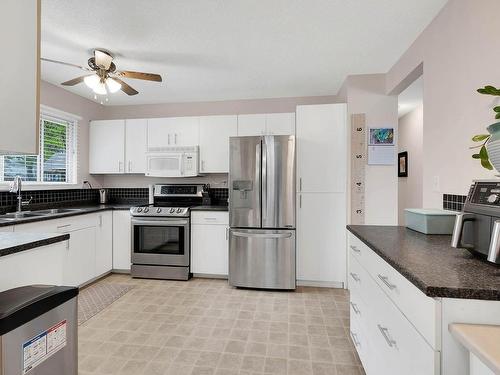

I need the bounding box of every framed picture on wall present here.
[398,151,408,177]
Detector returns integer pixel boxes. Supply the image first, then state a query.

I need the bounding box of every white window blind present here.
[0,113,77,184]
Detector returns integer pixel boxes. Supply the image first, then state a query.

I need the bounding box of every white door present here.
[199,115,237,173]
[296,104,347,193]
[147,117,199,148]
[266,113,295,135]
[89,120,125,174]
[113,210,132,270]
[237,114,266,136]
[62,226,96,286]
[191,224,229,276]
[95,211,113,276]
[297,192,346,285]
[125,119,147,173]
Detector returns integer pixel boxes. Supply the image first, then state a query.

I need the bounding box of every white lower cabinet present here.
[297,193,346,285]
[348,232,439,375]
[95,211,113,276]
[0,241,66,292]
[0,226,13,232]
[191,211,229,277]
[62,226,96,287]
[112,210,132,271]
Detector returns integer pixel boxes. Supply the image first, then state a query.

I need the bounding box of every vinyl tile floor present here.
[78,274,365,375]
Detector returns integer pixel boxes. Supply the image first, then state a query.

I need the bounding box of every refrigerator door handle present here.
[231,231,293,239]
[262,140,267,221]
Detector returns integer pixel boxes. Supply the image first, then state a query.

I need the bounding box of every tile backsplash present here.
[0,187,229,213]
[442,194,467,211]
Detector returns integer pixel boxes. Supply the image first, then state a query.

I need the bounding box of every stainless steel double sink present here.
[0,208,85,223]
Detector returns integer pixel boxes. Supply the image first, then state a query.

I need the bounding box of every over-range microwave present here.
[146,146,199,177]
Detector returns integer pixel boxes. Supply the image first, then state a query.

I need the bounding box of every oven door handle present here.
[132,219,189,226]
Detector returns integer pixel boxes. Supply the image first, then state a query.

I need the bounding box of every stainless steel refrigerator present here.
[228,135,296,290]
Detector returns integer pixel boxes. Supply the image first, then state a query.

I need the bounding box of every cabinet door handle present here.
[226,227,229,240]
[349,272,360,282]
[377,274,397,290]
[299,195,302,208]
[350,245,361,253]
[201,160,205,171]
[350,302,360,315]
[168,134,171,144]
[99,215,103,227]
[175,133,178,144]
[350,331,360,347]
[128,161,132,172]
[378,325,397,348]
[299,178,302,191]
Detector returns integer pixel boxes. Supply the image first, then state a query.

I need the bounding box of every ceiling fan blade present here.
[41,57,91,71]
[61,75,93,86]
[112,77,139,96]
[94,50,113,70]
[115,70,162,82]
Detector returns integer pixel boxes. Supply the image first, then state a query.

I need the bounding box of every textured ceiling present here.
[41,0,447,105]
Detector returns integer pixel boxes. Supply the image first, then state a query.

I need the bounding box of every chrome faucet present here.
[9,176,32,213]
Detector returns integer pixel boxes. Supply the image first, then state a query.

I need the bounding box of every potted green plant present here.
[471,85,500,171]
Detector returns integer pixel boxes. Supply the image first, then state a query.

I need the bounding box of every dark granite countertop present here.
[347,225,500,300]
[191,205,228,211]
[0,232,70,258]
[0,204,136,228]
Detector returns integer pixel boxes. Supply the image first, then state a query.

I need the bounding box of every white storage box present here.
[404,208,458,234]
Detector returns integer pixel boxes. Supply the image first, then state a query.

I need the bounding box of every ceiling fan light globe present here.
[93,82,107,95]
[106,78,121,93]
[84,74,99,89]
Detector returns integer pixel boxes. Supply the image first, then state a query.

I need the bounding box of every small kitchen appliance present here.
[229,135,296,290]
[451,180,500,265]
[130,184,204,280]
[99,188,108,204]
[145,146,199,177]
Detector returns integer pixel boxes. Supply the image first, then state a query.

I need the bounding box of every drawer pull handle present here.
[349,272,360,282]
[377,274,397,290]
[204,217,217,220]
[350,245,361,253]
[378,324,397,348]
[350,302,360,315]
[350,331,360,347]
[57,224,71,229]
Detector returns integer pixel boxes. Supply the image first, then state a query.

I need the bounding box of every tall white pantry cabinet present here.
[296,104,347,287]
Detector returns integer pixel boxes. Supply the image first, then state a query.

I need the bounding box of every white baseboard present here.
[111,269,131,274]
[297,280,345,288]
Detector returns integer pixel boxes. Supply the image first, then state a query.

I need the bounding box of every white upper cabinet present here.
[0,0,40,154]
[89,120,126,174]
[237,114,267,136]
[237,113,295,136]
[296,104,347,193]
[125,119,147,173]
[147,117,200,148]
[199,115,237,173]
[265,113,295,135]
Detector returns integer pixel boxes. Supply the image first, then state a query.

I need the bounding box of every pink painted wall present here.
[342,74,399,225]
[103,95,341,119]
[386,0,500,208]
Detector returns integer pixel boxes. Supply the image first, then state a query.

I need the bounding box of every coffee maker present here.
[451,180,500,265]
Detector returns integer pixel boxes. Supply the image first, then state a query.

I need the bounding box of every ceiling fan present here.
[41,49,162,96]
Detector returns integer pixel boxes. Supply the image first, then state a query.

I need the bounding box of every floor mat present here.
[78,282,134,325]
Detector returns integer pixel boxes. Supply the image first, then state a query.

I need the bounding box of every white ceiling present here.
[41,0,446,105]
[398,76,423,118]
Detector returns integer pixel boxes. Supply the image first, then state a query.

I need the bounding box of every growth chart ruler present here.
[351,114,366,224]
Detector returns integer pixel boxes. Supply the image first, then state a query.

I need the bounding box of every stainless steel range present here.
[130,184,203,280]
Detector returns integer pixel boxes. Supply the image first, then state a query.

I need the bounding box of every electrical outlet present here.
[432,176,440,192]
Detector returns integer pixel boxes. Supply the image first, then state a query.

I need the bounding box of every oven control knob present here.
[157,208,162,213]
[487,194,499,204]
[176,208,182,213]
[137,207,143,213]
[144,207,149,213]
[169,208,175,213]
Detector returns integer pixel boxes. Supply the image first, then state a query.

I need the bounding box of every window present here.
[0,113,77,184]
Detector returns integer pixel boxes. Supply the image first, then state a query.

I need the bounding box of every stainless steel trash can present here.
[0,285,78,375]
